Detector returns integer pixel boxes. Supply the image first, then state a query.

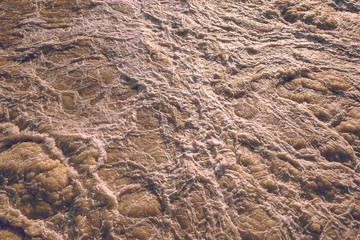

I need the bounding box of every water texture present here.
[0,0,360,239]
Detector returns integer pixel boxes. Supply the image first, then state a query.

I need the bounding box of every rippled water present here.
[0,0,360,239]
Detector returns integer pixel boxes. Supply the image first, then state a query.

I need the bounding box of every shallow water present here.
[0,0,360,239]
